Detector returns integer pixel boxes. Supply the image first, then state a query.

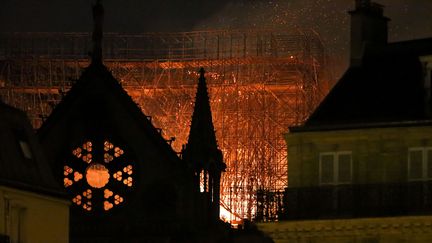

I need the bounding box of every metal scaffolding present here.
[0,29,328,221]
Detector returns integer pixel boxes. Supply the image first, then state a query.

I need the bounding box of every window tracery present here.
[64,140,134,212]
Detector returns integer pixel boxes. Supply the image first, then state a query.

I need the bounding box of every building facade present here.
[258,0,432,242]
[0,99,70,243]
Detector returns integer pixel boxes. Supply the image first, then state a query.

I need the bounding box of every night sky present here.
[1,0,431,77]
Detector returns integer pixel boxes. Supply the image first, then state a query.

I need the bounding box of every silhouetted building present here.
[258,1,432,242]
[36,1,229,242]
[0,98,69,243]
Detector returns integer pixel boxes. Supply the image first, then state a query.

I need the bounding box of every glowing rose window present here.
[64,140,134,212]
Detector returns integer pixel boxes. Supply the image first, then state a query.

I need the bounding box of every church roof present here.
[0,98,65,197]
[291,38,432,132]
[38,63,180,162]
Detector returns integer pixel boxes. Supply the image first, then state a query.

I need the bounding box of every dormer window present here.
[18,141,32,159]
[14,129,33,160]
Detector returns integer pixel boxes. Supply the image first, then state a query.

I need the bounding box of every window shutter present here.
[338,154,352,183]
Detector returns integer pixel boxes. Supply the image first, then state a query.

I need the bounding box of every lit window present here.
[123,177,133,187]
[199,171,208,193]
[72,195,82,205]
[114,194,124,205]
[113,171,122,181]
[64,178,73,187]
[74,171,83,182]
[114,147,124,157]
[83,189,92,199]
[64,139,134,212]
[408,147,432,181]
[123,165,133,175]
[104,201,113,211]
[64,165,73,176]
[104,189,113,198]
[319,151,352,185]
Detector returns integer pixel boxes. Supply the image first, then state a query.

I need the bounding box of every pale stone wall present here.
[286,125,432,187]
[0,186,69,243]
[257,215,432,243]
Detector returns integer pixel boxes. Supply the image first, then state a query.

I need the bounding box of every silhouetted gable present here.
[38,64,180,162]
[297,39,430,132]
[0,99,64,197]
[39,1,179,162]
[37,62,199,239]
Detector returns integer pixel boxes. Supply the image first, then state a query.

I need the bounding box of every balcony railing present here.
[278,181,432,220]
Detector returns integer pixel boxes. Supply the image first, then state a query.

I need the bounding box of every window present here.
[408,147,432,181]
[65,140,134,212]
[319,151,352,185]
[14,129,33,160]
[4,198,26,243]
[18,141,32,159]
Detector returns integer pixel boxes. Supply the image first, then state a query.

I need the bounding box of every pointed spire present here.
[184,68,226,221]
[199,67,205,82]
[183,67,226,173]
[186,67,219,160]
[91,0,104,65]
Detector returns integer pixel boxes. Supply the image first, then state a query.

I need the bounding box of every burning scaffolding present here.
[0,29,327,221]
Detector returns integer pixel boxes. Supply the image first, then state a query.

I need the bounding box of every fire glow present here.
[0,30,327,220]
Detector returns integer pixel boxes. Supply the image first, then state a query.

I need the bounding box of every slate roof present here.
[0,98,65,198]
[291,38,432,132]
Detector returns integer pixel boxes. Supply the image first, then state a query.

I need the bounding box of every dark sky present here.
[0,0,230,32]
[197,3,432,48]
[1,0,432,77]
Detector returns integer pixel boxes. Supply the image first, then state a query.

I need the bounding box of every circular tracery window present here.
[64,140,134,212]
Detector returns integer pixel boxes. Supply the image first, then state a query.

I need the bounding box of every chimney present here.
[349,0,390,65]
